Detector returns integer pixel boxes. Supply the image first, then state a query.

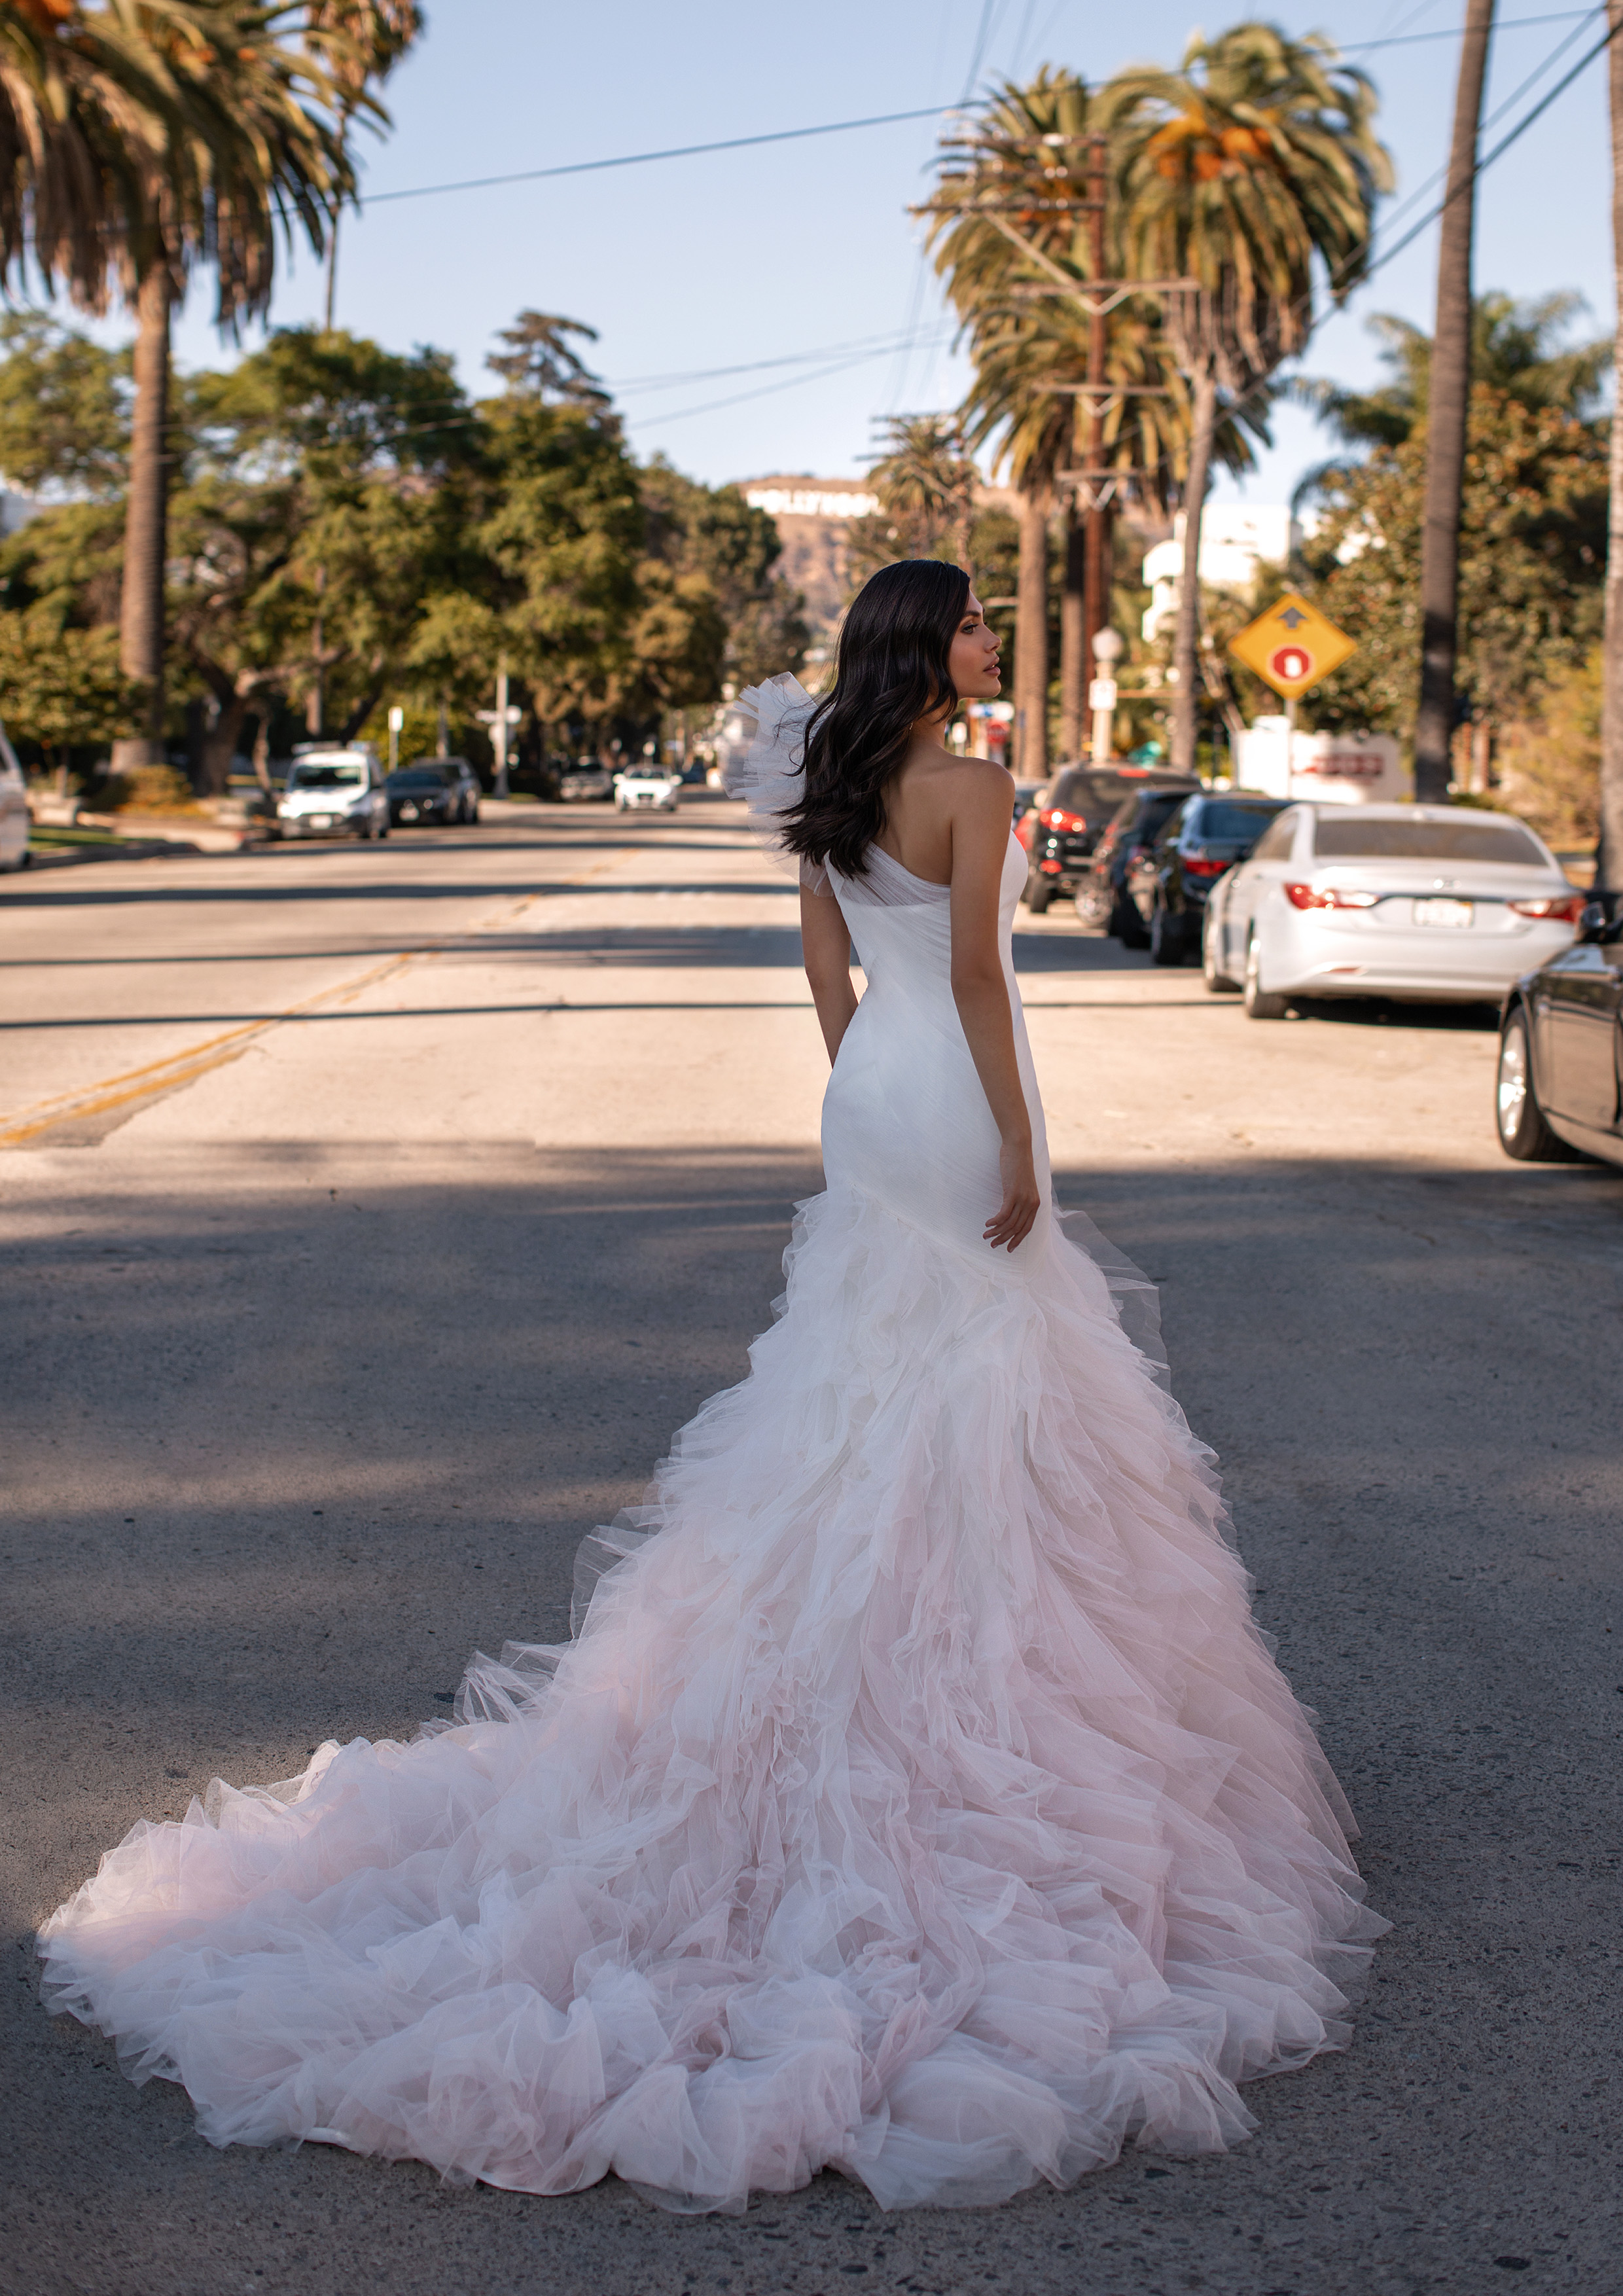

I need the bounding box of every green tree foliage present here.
[637,457,806,696]
[0,308,798,787]
[0,603,139,780]
[1298,298,1609,738]
[0,311,128,496]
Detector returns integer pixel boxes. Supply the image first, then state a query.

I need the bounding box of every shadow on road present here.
[5,1139,1620,2291]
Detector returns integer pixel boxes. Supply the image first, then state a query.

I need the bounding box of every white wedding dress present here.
[39,676,1381,2214]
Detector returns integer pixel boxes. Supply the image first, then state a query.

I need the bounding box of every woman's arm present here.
[947,770,1040,1252]
[800,882,858,1065]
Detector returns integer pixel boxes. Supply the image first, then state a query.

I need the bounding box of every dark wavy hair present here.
[781,558,971,880]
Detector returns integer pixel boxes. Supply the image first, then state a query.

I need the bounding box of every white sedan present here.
[1203,802,1584,1018]
[615,767,681,813]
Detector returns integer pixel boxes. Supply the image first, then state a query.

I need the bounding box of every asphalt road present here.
[3,795,1620,2296]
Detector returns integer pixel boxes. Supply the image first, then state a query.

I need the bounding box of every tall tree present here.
[305,0,421,330]
[1602,0,1623,890]
[928,69,1101,778]
[1109,24,1390,772]
[863,414,977,567]
[0,3,354,771]
[1414,0,1496,802]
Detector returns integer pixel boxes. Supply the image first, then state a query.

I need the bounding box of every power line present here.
[351,14,1599,215]
[359,107,955,209]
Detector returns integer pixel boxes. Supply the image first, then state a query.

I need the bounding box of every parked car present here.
[272,747,389,840]
[559,760,615,802]
[1010,777,1048,826]
[0,719,27,871]
[385,759,480,827]
[1126,792,1293,965]
[440,757,481,821]
[1203,802,1584,1018]
[615,766,681,813]
[1018,764,1196,914]
[1080,781,1209,941]
[1496,897,1623,1166]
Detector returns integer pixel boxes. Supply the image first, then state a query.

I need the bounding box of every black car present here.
[386,759,480,827]
[1496,896,1623,1166]
[1018,764,1197,914]
[1127,793,1293,965]
[1080,783,1204,942]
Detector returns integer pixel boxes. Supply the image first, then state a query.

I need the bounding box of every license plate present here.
[312,816,332,829]
[1414,897,1472,928]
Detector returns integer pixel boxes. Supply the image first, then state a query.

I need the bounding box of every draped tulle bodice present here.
[823,834,1050,1265]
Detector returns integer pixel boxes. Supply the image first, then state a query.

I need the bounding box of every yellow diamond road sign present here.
[1228,592,1355,700]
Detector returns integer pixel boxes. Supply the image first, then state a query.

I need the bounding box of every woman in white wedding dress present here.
[39,560,1381,2215]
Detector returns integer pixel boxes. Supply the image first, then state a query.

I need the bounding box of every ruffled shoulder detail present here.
[717,672,832,894]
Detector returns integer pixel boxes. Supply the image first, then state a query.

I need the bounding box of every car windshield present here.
[287,762,365,789]
[1312,816,1546,866]
[1048,769,1138,816]
[1189,800,1286,842]
[387,768,449,790]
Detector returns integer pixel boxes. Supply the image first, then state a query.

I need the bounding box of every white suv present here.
[274,747,389,841]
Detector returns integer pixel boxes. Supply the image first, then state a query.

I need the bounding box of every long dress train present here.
[38,675,1383,2214]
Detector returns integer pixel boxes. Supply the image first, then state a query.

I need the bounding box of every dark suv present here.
[1127,792,1291,965]
[1078,782,1204,941]
[385,758,482,827]
[1018,764,1197,914]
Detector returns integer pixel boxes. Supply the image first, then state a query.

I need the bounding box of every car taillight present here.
[1039,806,1087,833]
[1508,893,1585,922]
[1183,854,1227,878]
[1283,882,1380,910]
[1016,812,1036,850]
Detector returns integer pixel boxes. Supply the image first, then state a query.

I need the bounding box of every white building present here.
[1141,504,1300,639]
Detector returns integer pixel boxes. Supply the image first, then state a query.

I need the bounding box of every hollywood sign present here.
[743,487,880,521]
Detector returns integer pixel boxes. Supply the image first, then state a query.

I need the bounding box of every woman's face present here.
[948,589,1001,701]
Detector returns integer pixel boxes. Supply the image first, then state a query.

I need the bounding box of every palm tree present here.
[306,0,421,331]
[0,3,353,771]
[1108,24,1391,772]
[927,68,1101,778]
[1414,0,1495,804]
[1597,0,1623,892]
[863,414,976,565]
[927,65,1274,770]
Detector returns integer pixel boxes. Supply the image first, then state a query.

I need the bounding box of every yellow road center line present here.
[0,854,626,1149]
[0,950,424,1147]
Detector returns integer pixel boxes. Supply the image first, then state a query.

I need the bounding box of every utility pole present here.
[1414,0,1496,804]
[476,661,518,798]
[1601,0,1623,892]
[1080,133,1110,753]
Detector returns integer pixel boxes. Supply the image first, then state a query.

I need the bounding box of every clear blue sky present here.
[139,2,1617,511]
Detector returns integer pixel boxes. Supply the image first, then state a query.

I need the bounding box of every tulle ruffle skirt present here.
[39,1183,1382,2212]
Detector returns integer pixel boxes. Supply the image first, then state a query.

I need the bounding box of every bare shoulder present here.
[940,757,1015,827]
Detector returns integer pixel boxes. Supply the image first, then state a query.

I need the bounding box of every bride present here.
[39,559,1381,2215]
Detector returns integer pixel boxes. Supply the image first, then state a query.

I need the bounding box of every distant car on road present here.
[558,760,614,802]
[1079,783,1204,939]
[1496,897,1623,1167]
[385,759,480,827]
[615,766,681,814]
[1126,792,1292,966]
[1018,764,1198,914]
[0,721,27,871]
[273,747,389,841]
[1204,802,1584,1018]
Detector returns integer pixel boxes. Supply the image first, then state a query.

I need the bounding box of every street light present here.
[1090,628,1124,762]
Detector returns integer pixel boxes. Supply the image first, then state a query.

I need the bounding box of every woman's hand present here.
[984,1137,1040,1253]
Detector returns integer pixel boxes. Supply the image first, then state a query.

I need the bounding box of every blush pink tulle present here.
[38,680,1383,2212]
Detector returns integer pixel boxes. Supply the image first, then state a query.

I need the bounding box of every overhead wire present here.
[349,15,1599,215]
